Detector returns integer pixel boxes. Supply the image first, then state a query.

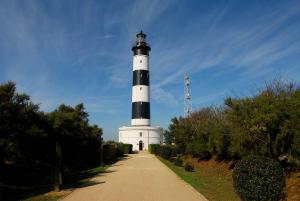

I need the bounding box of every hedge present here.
[123,144,133,154]
[103,142,124,162]
[148,144,160,154]
[149,144,179,160]
[158,145,173,159]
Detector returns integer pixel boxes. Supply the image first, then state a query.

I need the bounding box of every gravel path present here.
[62,151,208,201]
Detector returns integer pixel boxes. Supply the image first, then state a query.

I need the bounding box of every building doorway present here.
[139,140,143,151]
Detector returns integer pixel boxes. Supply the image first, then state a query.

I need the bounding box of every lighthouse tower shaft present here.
[131,32,151,126]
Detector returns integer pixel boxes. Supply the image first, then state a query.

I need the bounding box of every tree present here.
[48,103,103,191]
[0,81,48,166]
[225,80,298,158]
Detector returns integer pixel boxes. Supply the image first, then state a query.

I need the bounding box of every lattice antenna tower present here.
[184,73,192,117]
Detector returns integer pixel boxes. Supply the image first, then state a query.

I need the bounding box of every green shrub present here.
[232,155,285,201]
[174,158,183,166]
[158,145,173,159]
[103,142,125,162]
[148,144,160,154]
[103,144,117,162]
[197,151,212,161]
[116,143,124,157]
[186,141,210,160]
[170,145,180,158]
[123,144,133,154]
[169,157,176,162]
[184,162,194,172]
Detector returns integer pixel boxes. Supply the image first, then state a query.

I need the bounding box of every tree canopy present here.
[165,80,300,162]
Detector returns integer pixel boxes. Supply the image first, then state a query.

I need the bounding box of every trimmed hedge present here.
[158,145,173,159]
[148,144,160,154]
[103,144,117,162]
[103,142,124,162]
[149,144,179,160]
[123,144,133,154]
[233,155,285,201]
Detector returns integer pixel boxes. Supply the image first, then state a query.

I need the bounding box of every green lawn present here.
[158,157,240,201]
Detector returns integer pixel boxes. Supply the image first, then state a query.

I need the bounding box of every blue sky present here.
[1,0,300,140]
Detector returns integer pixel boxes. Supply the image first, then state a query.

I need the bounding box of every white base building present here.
[119,126,162,151]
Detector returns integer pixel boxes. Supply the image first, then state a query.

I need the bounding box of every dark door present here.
[139,141,143,151]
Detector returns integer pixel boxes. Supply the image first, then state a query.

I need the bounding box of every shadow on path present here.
[2,156,130,201]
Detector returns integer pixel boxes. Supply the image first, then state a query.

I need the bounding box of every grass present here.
[158,157,240,201]
[21,193,64,201]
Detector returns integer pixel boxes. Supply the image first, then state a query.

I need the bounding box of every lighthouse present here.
[131,31,151,126]
[119,31,162,151]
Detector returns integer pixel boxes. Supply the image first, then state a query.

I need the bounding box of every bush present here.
[169,157,175,162]
[174,158,183,167]
[149,145,177,160]
[158,145,173,159]
[186,141,211,160]
[198,151,212,161]
[148,144,160,154]
[103,142,125,162]
[123,144,133,154]
[116,143,124,157]
[103,144,117,162]
[184,162,194,172]
[170,145,181,158]
[232,155,285,201]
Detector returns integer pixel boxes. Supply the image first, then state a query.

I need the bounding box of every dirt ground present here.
[62,152,208,201]
[286,171,300,201]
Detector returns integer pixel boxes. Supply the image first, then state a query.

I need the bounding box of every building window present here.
[140,60,142,63]
[140,132,142,137]
[140,87,142,90]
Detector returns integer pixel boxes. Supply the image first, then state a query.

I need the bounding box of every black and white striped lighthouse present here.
[131,31,151,126]
[119,31,162,151]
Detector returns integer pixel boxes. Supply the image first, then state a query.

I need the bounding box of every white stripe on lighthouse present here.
[132,85,150,102]
[133,55,149,71]
[131,119,150,125]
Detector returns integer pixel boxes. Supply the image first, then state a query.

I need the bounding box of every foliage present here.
[148,144,160,154]
[232,155,285,201]
[48,103,103,169]
[157,145,173,160]
[149,144,179,162]
[102,142,124,162]
[184,162,194,172]
[164,79,300,164]
[0,81,49,166]
[122,143,133,154]
[173,158,183,166]
[0,81,104,199]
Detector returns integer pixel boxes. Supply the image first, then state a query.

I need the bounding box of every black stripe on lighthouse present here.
[132,47,150,56]
[132,70,149,86]
[132,102,150,119]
